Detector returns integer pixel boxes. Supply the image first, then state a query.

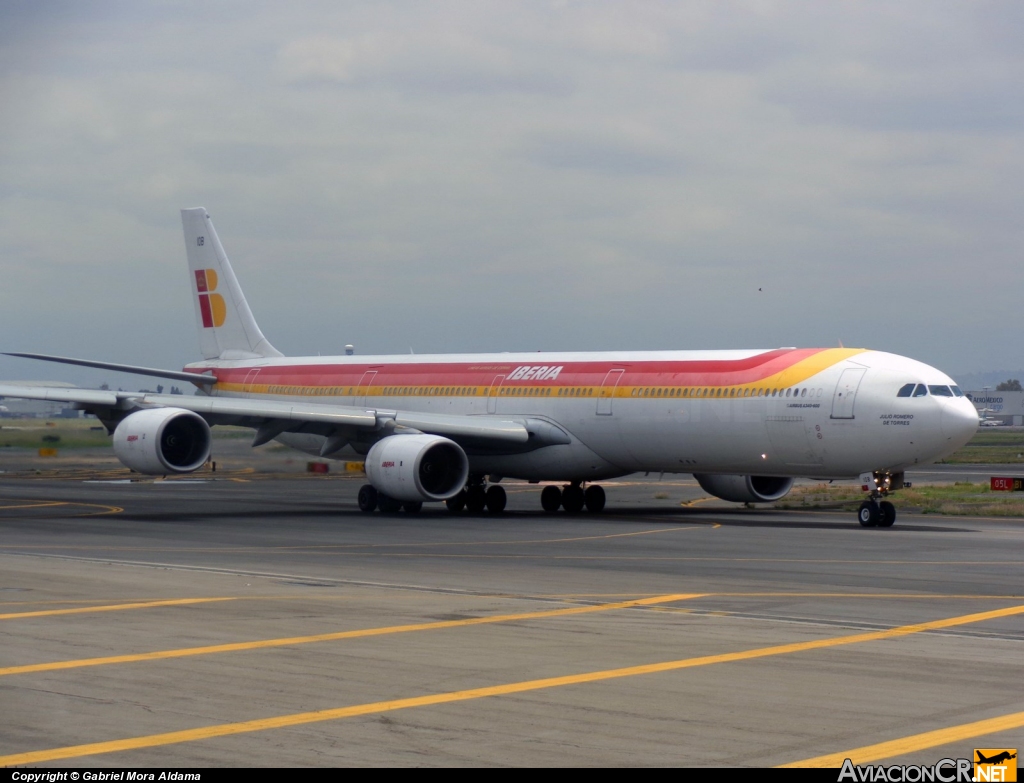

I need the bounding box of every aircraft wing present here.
[0,384,531,445]
[2,352,217,385]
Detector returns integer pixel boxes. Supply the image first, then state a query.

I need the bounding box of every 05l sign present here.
[990,477,1024,491]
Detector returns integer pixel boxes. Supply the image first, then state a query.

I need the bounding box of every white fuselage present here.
[187,347,979,482]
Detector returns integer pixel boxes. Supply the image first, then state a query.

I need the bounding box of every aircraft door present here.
[830,368,866,419]
[487,376,504,414]
[596,369,625,415]
[356,370,377,407]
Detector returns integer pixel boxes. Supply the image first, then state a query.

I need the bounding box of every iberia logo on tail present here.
[195,269,226,328]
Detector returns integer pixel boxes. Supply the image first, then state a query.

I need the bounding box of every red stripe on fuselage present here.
[189,348,825,388]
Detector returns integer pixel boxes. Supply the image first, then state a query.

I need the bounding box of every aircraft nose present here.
[941,399,978,447]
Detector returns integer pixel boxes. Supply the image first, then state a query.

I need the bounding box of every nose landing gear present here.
[858,471,903,528]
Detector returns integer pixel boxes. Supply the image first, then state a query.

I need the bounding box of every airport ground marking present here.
[0,498,122,516]
[535,592,1024,600]
[680,497,716,508]
[781,709,1024,767]
[0,501,68,510]
[0,525,704,554]
[6,548,1019,566]
[0,597,236,621]
[3,602,1023,765]
[0,593,704,678]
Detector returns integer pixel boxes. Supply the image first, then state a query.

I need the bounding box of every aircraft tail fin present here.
[181,208,283,360]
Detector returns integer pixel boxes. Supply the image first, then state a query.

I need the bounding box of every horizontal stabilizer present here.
[3,353,216,386]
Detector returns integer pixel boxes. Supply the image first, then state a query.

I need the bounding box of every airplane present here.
[0,208,979,528]
[976,751,1016,765]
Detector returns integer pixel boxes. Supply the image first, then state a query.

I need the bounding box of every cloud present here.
[277,36,360,83]
[0,0,1021,381]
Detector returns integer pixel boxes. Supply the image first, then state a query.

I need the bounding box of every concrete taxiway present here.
[0,471,1022,767]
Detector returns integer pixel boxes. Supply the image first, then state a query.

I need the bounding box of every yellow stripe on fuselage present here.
[212,349,868,401]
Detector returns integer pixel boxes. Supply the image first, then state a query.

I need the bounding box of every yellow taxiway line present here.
[0,597,236,621]
[3,602,1022,765]
[782,709,1024,767]
[0,593,704,677]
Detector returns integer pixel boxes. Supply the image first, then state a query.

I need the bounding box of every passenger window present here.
[897,383,915,397]
[928,385,953,397]
[800,388,807,397]
[912,384,928,397]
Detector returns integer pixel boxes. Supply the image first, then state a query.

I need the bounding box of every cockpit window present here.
[912,384,928,397]
[951,386,964,397]
[897,383,915,397]
[928,385,953,397]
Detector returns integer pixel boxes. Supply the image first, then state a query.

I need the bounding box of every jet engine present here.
[112,408,212,474]
[365,434,469,502]
[693,473,794,504]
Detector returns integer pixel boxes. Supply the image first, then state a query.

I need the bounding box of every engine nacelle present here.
[365,434,469,502]
[693,473,794,504]
[113,408,212,474]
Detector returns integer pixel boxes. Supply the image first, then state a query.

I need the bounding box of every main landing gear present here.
[539,482,605,514]
[445,476,507,514]
[357,478,609,516]
[857,471,904,528]
[445,478,608,514]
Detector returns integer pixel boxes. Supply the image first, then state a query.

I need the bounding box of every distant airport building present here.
[965,390,1024,426]
[0,382,81,419]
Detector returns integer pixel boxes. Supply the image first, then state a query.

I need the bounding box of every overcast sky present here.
[1,1,1021,388]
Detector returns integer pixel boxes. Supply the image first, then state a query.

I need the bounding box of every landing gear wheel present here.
[540,485,562,513]
[485,485,507,513]
[583,485,606,513]
[465,485,487,513]
[878,500,896,528]
[402,501,423,513]
[378,493,402,513]
[446,490,467,513]
[858,500,880,527]
[357,484,378,513]
[562,485,585,513]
